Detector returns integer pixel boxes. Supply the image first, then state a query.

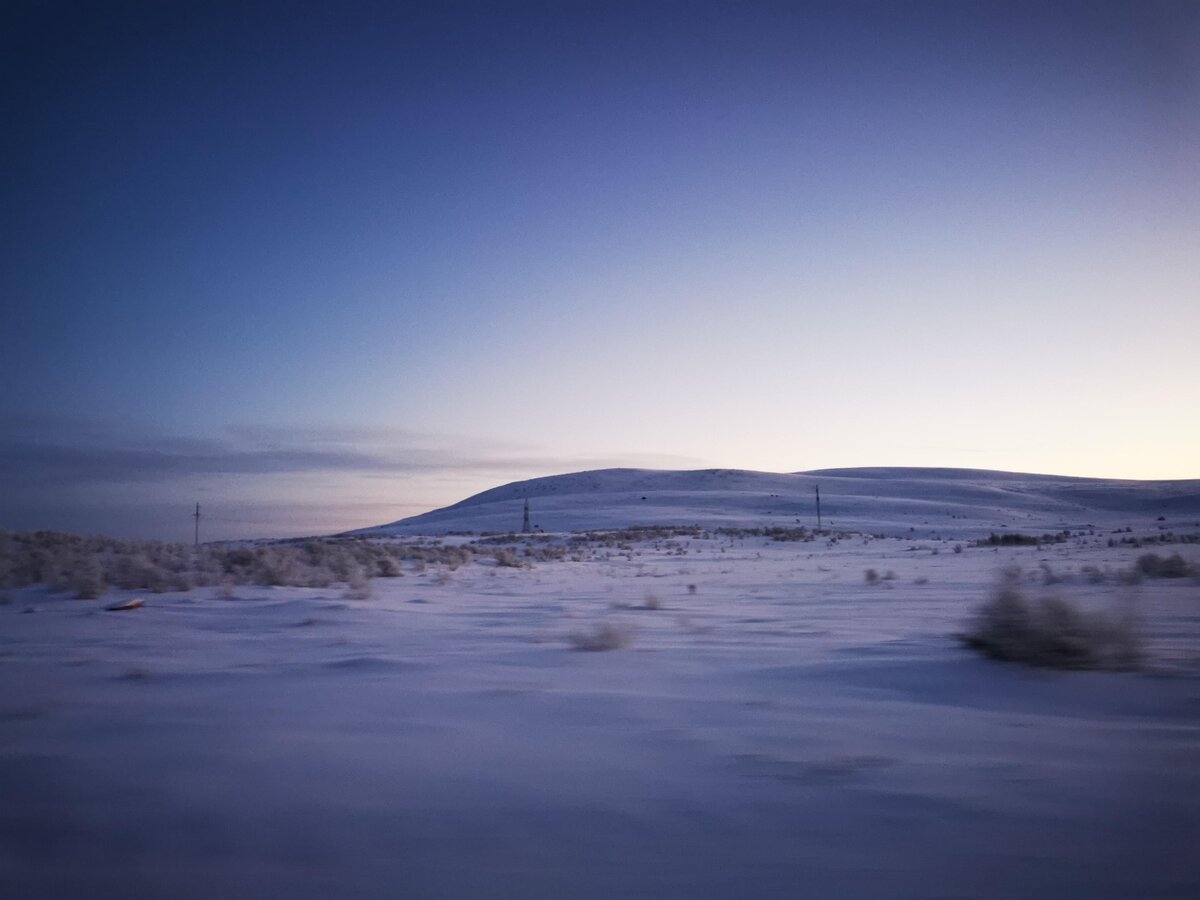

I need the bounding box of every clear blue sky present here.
[3,0,1197,540]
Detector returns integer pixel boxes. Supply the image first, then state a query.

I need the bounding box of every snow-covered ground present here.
[3,526,1198,898]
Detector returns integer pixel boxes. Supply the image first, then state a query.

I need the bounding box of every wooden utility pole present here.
[193,502,201,546]
[815,486,822,530]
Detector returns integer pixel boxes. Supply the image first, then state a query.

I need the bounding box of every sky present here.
[2,0,1198,541]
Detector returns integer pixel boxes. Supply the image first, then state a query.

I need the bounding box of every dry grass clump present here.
[567,622,634,652]
[962,567,1143,671]
[492,549,524,568]
[0,529,479,599]
[523,545,566,562]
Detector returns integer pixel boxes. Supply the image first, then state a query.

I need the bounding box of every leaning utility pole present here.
[815,486,822,531]
[193,502,201,546]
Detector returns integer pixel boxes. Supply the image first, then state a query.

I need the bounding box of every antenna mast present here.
[815,485,822,531]
[193,502,201,546]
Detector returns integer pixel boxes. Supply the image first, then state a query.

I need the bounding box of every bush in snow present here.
[962,567,1142,671]
[1136,552,1193,579]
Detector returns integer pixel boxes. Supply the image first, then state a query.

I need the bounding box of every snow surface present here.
[354,466,1200,538]
[3,522,1198,898]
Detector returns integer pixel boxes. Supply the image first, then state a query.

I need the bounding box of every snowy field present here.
[3,525,1198,899]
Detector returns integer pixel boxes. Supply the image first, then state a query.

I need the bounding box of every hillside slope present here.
[353,467,1200,538]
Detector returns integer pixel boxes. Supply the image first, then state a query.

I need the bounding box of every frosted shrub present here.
[71,560,107,599]
[109,554,171,593]
[169,572,194,592]
[962,567,1143,671]
[440,546,473,570]
[300,566,335,588]
[253,548,296,586]
[0,529,489,594]
[343,568,373,600]
[324,547,357,581]
[144,565,171,593]
[375,555,404,578]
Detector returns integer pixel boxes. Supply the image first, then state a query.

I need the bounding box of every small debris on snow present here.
[106,597,145,611]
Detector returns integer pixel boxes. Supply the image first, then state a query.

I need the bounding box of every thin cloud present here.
[0,415,704,486]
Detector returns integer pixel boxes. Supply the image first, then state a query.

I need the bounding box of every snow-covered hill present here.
[353,467,1200,538]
